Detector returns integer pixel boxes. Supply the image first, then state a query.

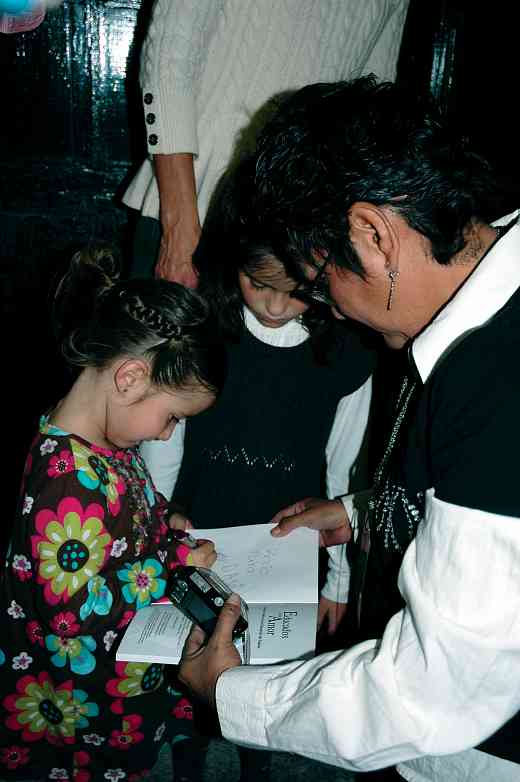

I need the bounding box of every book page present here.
[116,603,316,666]
[248,602,318,664]
[116,604,190,664]
[192,524,318,605]
[116,604,249,665]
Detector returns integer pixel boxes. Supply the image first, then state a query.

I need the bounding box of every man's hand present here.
[271,497,351,547]
[178,594,243,709]
[317,596,348,635]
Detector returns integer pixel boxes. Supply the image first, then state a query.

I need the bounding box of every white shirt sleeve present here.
[322,376,372,603]
[139,419,186,501]
[217,490,520,771]
[139,0,224,155]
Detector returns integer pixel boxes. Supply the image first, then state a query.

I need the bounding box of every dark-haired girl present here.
[0,248,226,781]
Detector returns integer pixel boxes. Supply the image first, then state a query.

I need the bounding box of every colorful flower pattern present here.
[79,576,113,621]
[0,424,194,778]
[117,559,166,608]
[12,652,33,671]
[46,633,97,676]
[172,696,193,721]
[106,662,164,702]
[47,449,75,479]
[70,440,125,516]
[12,554,32,581]
[4,672,77,745]
[104,770,126,781]
[31,497,112,604]
[0,745,30,770]
[109,714,144,751]
[73,749,92,782]
[26,620,44,647]
[7,600,25,619]
[51,611,80,637]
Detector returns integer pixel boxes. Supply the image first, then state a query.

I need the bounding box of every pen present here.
[166,529,200,549]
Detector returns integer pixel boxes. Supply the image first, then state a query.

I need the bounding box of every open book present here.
[116,523,319,665]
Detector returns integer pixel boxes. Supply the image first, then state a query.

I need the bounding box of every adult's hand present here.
[154,152,201,287]
[178,594,243,709]
[317,596,348,635]
[271,497,351,547]
[156,223,200,286]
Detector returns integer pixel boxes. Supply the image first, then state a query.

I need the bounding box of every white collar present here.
[411,210,520,382]
[243,306,309,347]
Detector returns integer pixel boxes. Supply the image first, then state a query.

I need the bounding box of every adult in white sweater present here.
[123,0,409,284]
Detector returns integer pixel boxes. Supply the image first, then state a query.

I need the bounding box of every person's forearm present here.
[154,153,200,233]
[217,492,520,770]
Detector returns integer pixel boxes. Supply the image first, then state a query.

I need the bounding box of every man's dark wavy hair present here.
[253,75,499,276]
[194,157,339,363]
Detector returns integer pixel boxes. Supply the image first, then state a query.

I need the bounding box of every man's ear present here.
[113,358,150,399]
[348,202,399,272]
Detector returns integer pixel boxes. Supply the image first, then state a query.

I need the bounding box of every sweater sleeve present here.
[139,0,224,156]
[322,376,372,603]
[361,0,410,80]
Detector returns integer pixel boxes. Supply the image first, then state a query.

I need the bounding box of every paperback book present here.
[116,523,319,665]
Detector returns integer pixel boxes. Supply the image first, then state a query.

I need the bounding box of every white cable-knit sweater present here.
[123,0,409,221]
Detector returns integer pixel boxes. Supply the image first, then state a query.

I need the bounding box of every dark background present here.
[1,0,519,554]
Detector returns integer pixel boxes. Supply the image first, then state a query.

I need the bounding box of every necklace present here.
[495,224,506,241]
[372,376,416,488]
[368,375,422,551]
[353,373,419,623]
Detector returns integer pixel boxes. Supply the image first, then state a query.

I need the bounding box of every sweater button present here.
[148,134,158,146]
[143,92,153,105]
[146,112,156,124]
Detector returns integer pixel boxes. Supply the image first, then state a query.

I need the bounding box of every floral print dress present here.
[0,418,197,781]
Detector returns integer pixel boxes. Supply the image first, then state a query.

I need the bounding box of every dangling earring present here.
[386,270,399,311]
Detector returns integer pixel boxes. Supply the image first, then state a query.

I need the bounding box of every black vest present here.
[172,324,375,528]
[359,286,520,765]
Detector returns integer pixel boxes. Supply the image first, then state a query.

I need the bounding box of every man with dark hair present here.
[178,77,520,782]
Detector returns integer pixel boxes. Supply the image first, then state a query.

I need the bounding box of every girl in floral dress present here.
[0,248,226,781]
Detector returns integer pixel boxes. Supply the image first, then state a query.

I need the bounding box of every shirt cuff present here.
[338,490,373,543]
[216,665,275,749]
[321,545,350,603]
[142,83,198,156]
[339,493,357,540]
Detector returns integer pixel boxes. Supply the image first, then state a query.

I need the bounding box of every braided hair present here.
[52,247,226,394]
